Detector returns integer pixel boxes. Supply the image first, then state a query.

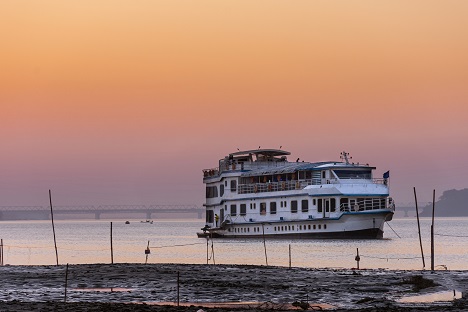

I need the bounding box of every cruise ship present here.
[198,149,395,239]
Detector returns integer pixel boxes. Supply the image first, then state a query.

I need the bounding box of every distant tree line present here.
[420,188,468,217]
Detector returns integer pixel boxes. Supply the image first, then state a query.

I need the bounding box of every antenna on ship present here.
[340,151,352,165]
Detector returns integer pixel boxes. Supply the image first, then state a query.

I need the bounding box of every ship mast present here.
[340,151,352,165]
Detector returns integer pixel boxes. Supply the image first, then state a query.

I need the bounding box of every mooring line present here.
[385,221,401,238]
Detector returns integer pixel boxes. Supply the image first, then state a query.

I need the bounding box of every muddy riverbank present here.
[1,263,468,311]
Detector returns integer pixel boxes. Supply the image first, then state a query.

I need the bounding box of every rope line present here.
[4,245,109,252]
[435,233,468,238]
[385,221,401,238]
[362,254,421,260]
[150,242,206,249]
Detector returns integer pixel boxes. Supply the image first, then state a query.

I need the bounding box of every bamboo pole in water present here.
[49,190,59,266]
[206,237,209,265]
[177,271,180,306]
[262,223,268,266]
[413,187,425,269]
[145,240,150,264]
[64,263,69,303]
[110,222,114,264]
[0,238,3,266]
[431,189,435,272]
[289,244,291,269]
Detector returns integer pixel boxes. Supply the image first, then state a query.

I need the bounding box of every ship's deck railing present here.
[203,160,290,178]
[203,168,220,178]
[339,198,392,212]
[238,178,386,194]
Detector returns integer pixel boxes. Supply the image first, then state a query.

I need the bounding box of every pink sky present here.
[1,1,468,207]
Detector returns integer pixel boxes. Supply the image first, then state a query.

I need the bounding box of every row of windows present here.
[227,224,328,233]
[205,181,237,198]
[229,199,309,216]
[228,227,262,233]
[274,224,327,231]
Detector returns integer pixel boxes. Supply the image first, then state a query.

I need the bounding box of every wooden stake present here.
[210,237,216,265]
[110,222,114,264]
[49,190,59,266]
[206,237,209,265]
[64,263,69,303]
[0,238,3,266]
[145,240,150,264]
[413,187,425,269]
[355,248,360,269]
[262,223,268,266]
[289,244,291,269]
[431,189,435,272]
[177,271,180,306]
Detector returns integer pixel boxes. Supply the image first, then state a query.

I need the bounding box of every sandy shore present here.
[1,263,468,311]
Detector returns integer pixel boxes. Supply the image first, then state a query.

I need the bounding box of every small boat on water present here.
[141,220,153,224]
[198,149,395,239]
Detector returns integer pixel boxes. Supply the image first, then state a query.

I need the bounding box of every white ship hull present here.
[198,210,393,239]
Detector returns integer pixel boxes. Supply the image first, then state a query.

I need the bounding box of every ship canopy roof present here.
[240,161,375,177]
[241,162,330,177]
[228,149,290,157]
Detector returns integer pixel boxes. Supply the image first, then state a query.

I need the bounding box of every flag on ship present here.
[383,171,390,179]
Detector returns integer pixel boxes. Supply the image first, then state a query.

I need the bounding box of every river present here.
[0,217,466,270]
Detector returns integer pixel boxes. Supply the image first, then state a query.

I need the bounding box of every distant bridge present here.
[395,202,432,217]
[0,205,204,220]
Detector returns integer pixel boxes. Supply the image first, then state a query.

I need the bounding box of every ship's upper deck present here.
[203,149,375,179]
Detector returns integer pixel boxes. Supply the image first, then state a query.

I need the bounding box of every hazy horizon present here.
[2,1,467,207]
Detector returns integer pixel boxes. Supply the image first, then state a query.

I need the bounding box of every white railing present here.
[238,178,386,194]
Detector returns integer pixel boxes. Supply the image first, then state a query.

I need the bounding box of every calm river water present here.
[0,217,467,270]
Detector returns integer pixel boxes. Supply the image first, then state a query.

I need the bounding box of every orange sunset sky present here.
[1,1,468,207]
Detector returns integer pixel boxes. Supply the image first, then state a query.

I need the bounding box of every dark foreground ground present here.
[1,263,468,311]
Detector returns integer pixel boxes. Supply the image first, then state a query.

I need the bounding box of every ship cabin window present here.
[220,209,224,222]
[331,198,336,212]
[206,210,214,223]
[230,180,237,192]
[334,169,371,179]
[317,199,323,213]
[270,202,277,214]
[220,184,224,197]
[301,200,309,212]
[340,198,348,211]
[240,204,246,216]
[324,224,327,229]
[225,181,227,186]
[260,202,267,215]
[291,200,298,213]
[313,224,316,229]
[308,225,311,230]
[318,224,321,229]
[322,171,326,179]
[206,186,218,198]
[230,204,237,216]
[280,201,283,208]
[224,205,227,211]
[313,199,316,205]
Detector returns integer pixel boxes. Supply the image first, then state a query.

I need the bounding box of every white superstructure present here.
[199,149,394,239]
